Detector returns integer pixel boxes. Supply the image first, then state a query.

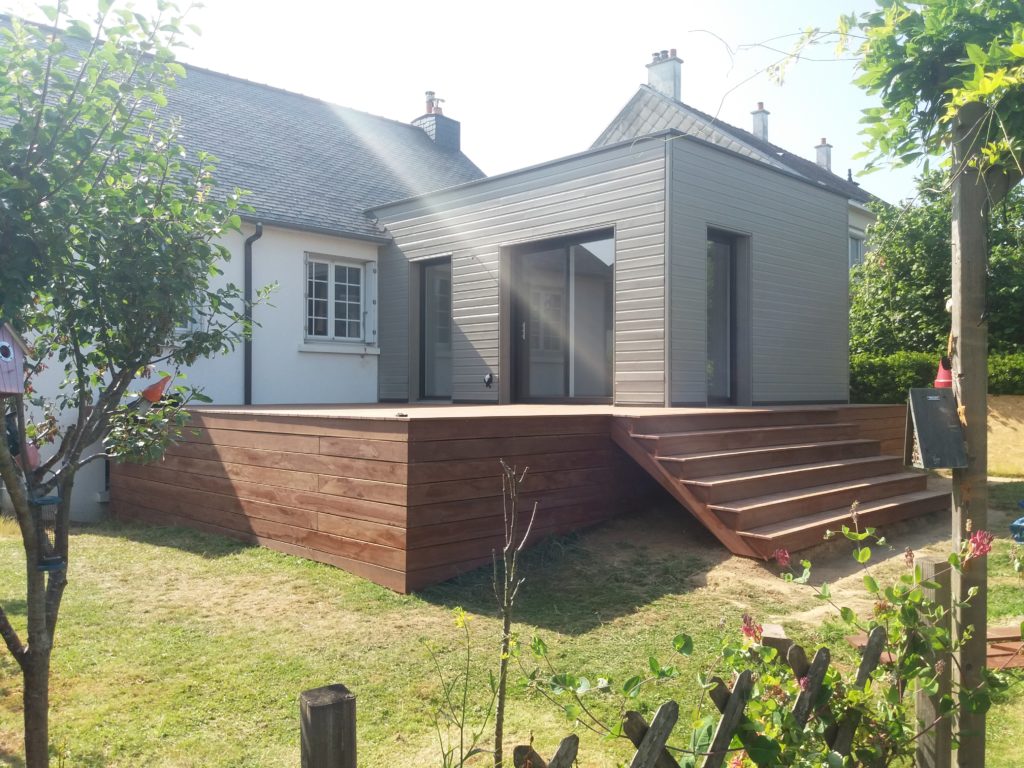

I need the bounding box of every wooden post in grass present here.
[300,684,356,768]
[916,558,952,768]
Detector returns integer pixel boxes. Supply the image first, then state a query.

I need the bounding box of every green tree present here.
[850,171,1024,356]
[0,3,255,764]
[852,2,1024,764]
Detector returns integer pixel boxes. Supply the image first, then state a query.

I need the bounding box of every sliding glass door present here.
[420,258,452,399]
[513,232,614,402]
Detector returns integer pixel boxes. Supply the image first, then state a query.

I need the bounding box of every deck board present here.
[109,403,907,592]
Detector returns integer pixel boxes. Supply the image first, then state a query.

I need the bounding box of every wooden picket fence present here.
[298,557,962,767]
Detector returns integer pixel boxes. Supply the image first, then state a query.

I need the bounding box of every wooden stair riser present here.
[712,474,929,531]
[639,423,860,456]
[687,457,906,504]
[661,440,881,480]
[620,409,840,435]
[741,493,950,557]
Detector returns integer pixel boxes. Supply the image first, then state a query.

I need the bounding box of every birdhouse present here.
[0,323,27,396]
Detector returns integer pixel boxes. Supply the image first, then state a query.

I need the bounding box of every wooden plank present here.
[300,684,356,768]
[703,671,752,768]
[113,486,407,569]
[408,466,610,506]
[155,453,319,492]
[408,433,608,462]
[831,625,886,755]
[317,475,408,506]
[407,484,610,528]
[166,441,408,483]
[406,449,611,485]
[610,422,760,558]
[622,711,682,768]
[916,558,952,768]
[115,462,407,526]
[408,414,609,441]
[630,702,679,768]
[181,427,320,453]
[189,412,410,440]
[117,504,409,592]
[320,436,409,462]
[113,474,317,530]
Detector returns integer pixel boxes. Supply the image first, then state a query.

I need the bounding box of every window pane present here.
[313,262,328,280]
[349,320,361,338]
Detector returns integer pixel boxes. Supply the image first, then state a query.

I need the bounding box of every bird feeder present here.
[0,323,27,396]
[28,495,65,572]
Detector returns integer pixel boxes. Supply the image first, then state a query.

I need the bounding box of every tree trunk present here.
[23,650,50,768]
[950,101,989,768]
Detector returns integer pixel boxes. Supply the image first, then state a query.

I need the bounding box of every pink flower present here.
[729,752,747,767]
[772,548,791,568]
[904,547,915,568]
[798,676,810,692]
[967,530,994,560]
[741,613,763,643]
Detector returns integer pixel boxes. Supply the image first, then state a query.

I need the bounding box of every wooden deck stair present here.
[611,408,949,559]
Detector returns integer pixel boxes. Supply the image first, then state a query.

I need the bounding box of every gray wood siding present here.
[375,141,668,404]
[669,139,850,404]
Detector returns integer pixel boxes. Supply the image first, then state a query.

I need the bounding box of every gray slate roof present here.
[594,85,875,205]
[163,66,485,239]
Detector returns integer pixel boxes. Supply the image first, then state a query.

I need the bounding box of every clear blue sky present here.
[2,0,923,203]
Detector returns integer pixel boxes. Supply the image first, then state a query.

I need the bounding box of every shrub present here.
[850,352,1024,402]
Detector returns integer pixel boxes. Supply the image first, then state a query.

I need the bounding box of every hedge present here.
[850,351,1024,403]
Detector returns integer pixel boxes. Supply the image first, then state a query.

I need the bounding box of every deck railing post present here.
[300,684,356,768]
[916,558,953,768]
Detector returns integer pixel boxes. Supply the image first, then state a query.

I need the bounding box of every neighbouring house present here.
[21,53,483,520]
[370,53,871,407]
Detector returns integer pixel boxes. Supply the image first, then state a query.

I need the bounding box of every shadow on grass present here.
[420,488,733,635]
[74,519,253,561]
[0,748,24,768]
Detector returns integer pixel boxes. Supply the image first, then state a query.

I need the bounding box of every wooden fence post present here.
[916,558,953,768]
[300,684,356,768]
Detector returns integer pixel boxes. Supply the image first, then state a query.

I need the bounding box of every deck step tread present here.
[657,439,880,464]
[631,422,859,442]
[687,455,902,487]
[740,490,949,538]
[709,472,927,514]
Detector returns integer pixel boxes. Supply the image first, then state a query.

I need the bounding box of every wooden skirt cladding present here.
[109,410,641,593]
[108,404,907,593]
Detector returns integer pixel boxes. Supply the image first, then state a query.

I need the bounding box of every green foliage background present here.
[850,172,1024,357]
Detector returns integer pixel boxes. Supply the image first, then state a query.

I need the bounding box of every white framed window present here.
[849,236,865,268]
[305,253,376,343]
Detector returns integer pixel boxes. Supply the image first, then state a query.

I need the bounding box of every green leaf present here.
[622,675,643,697]
[673,633,694,656]
[864,574,879,593]
[649,656,660,675]
[855,546,872,564]
[966,43,988,67]
[840,606,856,624]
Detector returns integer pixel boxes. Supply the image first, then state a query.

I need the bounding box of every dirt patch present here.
[990,395,1024,477]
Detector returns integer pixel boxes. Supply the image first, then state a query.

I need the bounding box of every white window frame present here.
[304,252,377,345]
[849,235,865,269]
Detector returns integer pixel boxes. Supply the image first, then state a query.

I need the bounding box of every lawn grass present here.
[0,488,1021,766]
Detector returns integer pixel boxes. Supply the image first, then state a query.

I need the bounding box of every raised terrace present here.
[109,403,946,592]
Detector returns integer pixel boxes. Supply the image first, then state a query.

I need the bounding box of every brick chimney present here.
[815,137,833,172]
[751,102,769,142]
[647,49,682,100]
[412,90,461,152]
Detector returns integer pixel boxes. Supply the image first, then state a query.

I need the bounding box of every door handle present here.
[521,321,527,341]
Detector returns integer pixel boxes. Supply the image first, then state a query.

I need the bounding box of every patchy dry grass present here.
[0,481,1021,767]
[990,395,1024,478]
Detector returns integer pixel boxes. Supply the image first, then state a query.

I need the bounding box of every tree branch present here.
[0,605,27,670]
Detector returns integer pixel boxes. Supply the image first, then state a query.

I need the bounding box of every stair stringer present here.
[610,421,761,559]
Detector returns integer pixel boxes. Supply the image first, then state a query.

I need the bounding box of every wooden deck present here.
[109,403,935,592]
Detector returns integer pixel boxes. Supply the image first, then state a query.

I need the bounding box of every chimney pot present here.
[815,138,833,172]
[646,47,682,101]
[751,102,770,142]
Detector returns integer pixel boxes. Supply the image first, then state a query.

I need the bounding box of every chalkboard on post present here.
[904,388,968,470]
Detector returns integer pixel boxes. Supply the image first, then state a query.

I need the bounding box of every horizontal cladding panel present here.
[111,486,406,569]
[409,466,610,506]
[188,413,409,440]
[113,462,407,526]
[115,504,409,592]
[165,441,408,484]
[408,415,610,440]
[406,449,611,485]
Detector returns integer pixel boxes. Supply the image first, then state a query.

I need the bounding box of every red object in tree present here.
[141,375,172,403]
[934,356,953,388]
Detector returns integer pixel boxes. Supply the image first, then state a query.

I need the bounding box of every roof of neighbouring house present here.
[162,66,485,240]
[593,85,876,205]
[0,14,485,241]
